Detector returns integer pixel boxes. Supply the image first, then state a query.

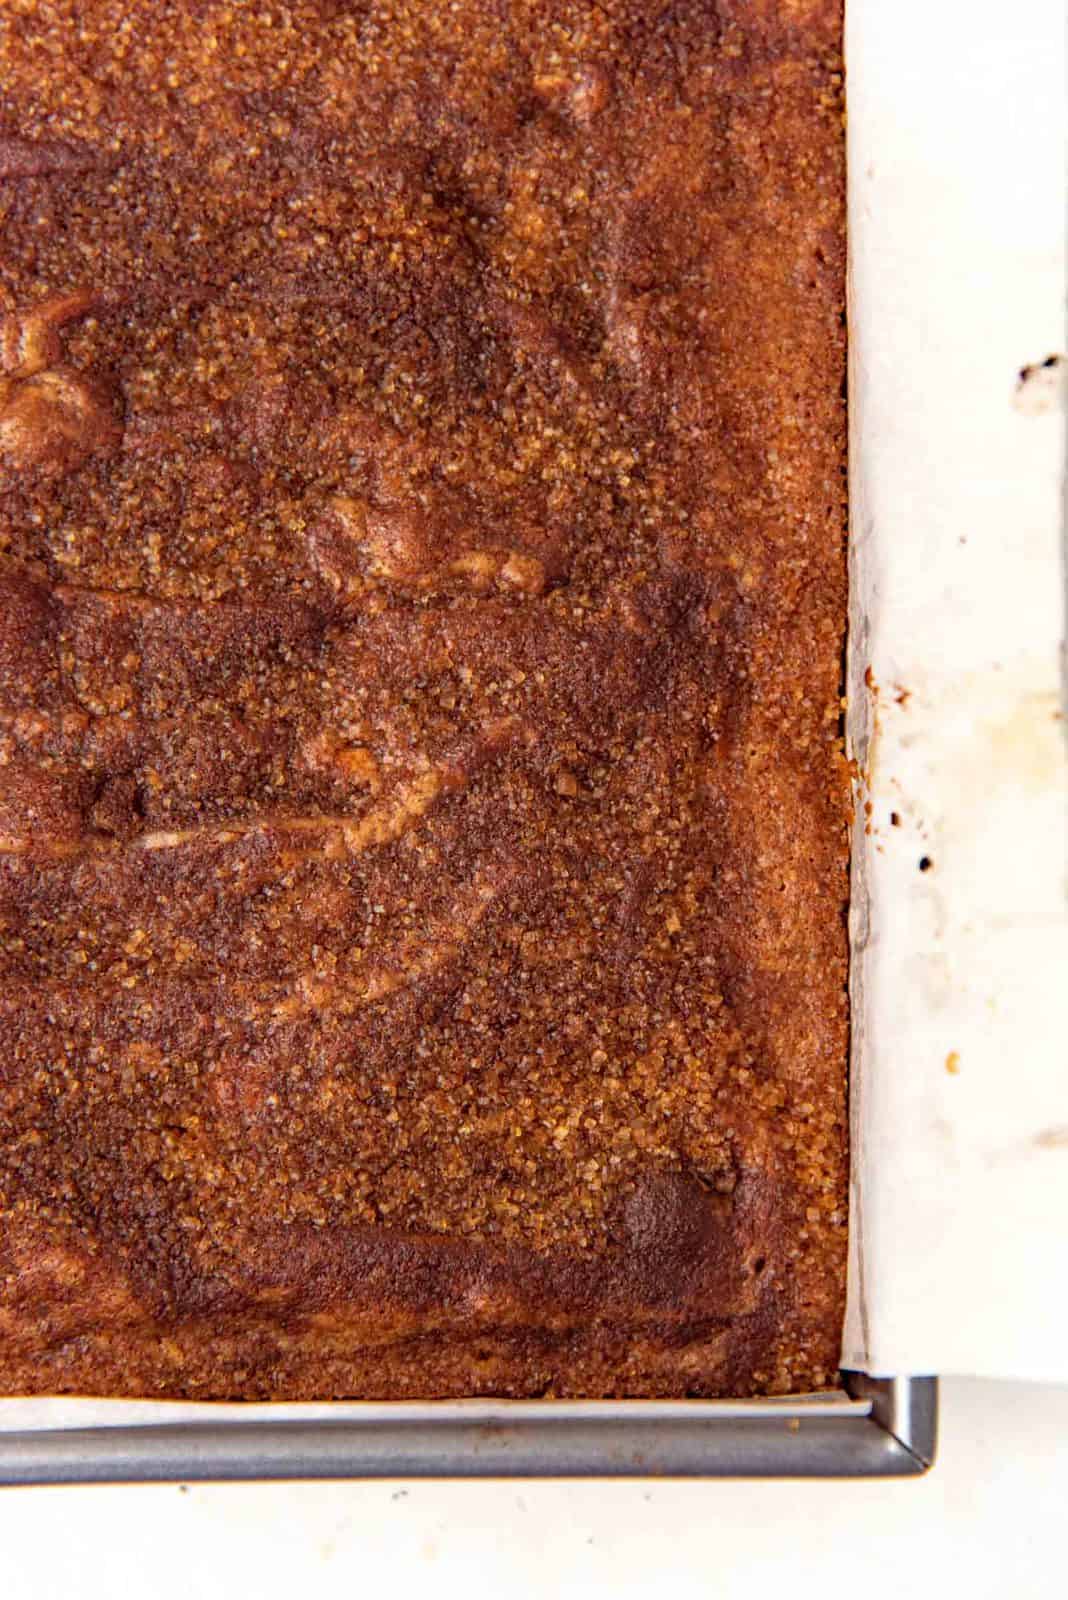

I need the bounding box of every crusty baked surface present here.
[0,1,847,1400]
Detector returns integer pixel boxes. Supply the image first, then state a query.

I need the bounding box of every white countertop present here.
[2,1379,1065,1598]
[1,8,1063,1594]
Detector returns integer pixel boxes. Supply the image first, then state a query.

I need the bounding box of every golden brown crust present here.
[0,0,847,1399]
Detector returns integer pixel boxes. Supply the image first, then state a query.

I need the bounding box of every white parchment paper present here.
[1,8,1065,1444]
[842,0,1068,1379]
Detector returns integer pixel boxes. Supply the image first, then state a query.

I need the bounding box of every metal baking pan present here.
[0,1374,935,1483]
